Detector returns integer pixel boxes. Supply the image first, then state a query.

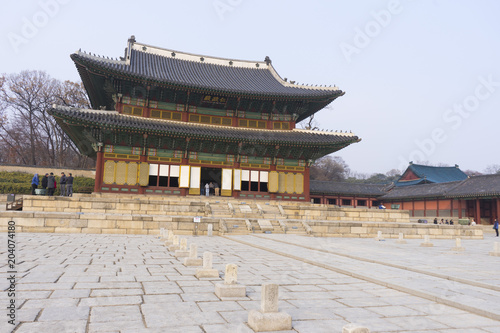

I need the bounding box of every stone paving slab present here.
[1,232,500,332]
[232,234,500,321]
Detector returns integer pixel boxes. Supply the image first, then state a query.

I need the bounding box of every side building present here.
[381,174,500,224]
[309,164,500,224]
[49,36,360,201]
[309,180,386,208]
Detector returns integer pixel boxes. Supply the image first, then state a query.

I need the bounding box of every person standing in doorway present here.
[47,172,55,196]
[66,173,74,197]
[214,183,220,196]
[494,218,499,237]
[31,173,39,195]
[205,183,210,197]
[60,172,67,196]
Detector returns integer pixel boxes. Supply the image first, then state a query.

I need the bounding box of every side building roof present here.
[444,174,500,198]
[380,181,463,200]
[396,163,468,187]
[310,180,387,197]
[382,174,500,200]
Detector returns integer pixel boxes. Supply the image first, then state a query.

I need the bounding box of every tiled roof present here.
[71,38,343,99]
[380,181,462,200]
[48,105,360,146]
[444,174,500,198]
[396,164,468,187]
[310,180,387,196]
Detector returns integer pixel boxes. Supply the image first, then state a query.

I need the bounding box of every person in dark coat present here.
[31,173,39,195]
[66,173,74,197]
[41,173,49,189]
[47,172,55,196]
[60,172,67,196]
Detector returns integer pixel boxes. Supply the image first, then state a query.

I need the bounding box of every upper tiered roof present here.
[71,36,344,121]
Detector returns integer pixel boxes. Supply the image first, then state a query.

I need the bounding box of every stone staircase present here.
[280,220,308,235]
[208,201,233,218]
[221,218,249,235]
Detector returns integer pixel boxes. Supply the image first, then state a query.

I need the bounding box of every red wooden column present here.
[412,200,415,217]
[458,199,463,219]
[496,198,500,220]
[423,198,427,217]
[232,160,241,199]
[182,92,190,122]
[475,198,481,224]
[436,199,440,217]
[138,153,147,195]
[94,146,104,193]
[303,167,310,202]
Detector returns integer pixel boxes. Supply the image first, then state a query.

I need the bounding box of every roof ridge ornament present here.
[264,56,272,65]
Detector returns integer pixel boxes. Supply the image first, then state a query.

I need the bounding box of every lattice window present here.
[273,122,290,130]
[238,119,266,128]
[123,105,143,116]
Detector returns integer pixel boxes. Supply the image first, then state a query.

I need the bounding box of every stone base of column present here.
[174,250,190,258]
[420,242,433,247]
[168,245,180,251]
[489,251,500,257]
[184,258,203,266]
[164,241,173,246]
[215,283,246,298]
[195,268,219,278]
[248,310,292,332]
[451,246,465,251]
[396,240,407,244]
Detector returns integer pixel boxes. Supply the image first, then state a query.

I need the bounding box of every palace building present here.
[50,36,360,201]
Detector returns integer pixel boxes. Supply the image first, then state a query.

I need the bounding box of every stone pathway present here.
[1,233,499,332]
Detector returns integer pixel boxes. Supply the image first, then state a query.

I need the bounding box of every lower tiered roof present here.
[49,105,360,160]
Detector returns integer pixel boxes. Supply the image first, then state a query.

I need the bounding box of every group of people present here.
[433,218,454,225]
[202,182,219,197]
[31,172,74,197]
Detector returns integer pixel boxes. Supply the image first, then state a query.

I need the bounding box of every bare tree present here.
[463,169,482,177]
[310,155,350,181]
[0,70,93,168]
[299,114,320,130]
[0,70,58,165]
[484,164,500,175]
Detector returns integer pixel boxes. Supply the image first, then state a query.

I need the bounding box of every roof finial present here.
[264,56,272,65]
[128,35,136,44]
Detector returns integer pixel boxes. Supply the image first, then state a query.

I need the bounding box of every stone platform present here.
[0,194,484,239]
[1,233,499,332]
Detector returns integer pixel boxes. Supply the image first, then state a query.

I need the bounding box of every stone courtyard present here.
[1,230,500,333]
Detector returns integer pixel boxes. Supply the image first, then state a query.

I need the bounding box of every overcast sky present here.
[1,0,499,175]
